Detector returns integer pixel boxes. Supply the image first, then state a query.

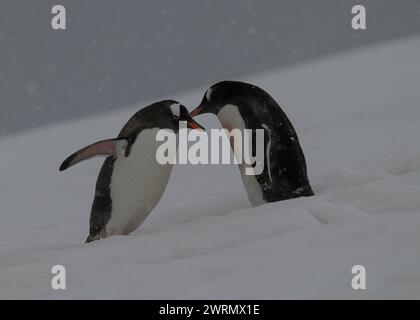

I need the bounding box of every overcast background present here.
[1,0,420,137]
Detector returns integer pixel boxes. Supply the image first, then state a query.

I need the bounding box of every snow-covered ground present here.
[1,36,420,299]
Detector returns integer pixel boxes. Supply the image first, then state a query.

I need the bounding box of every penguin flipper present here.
[59,138,128,171]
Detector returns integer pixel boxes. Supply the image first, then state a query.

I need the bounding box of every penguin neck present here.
[217,104,247,131]
[217,104,266,207]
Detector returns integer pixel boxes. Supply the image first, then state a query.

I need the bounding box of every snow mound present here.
[1,36,420,299]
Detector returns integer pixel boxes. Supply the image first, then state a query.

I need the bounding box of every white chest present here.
[218,105,265,207]
[107,128,173,235]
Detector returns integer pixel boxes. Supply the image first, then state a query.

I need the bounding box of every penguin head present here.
[190,81,254,117]
[164,100,205,132]
[120,100,204,137]
[190,83,223,117]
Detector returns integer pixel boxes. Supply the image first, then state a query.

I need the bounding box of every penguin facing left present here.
[59,100,204,243]
[190,81,314,207]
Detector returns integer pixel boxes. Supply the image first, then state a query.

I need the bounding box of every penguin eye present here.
[173,114,179,120]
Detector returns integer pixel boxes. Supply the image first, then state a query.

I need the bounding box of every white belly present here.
[106,128,174,236]
[218,105,265,207]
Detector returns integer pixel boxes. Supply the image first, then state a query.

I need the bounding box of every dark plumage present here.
[191,81,314,205]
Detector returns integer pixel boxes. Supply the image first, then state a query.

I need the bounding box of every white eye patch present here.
[170,103,181,118]
[205,87,213,101]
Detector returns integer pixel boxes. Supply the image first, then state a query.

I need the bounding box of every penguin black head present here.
[121,100,204,136]
[164,100,205,132]
[190,81,260,117]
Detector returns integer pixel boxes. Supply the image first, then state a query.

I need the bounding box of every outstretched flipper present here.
[59,138,128,171]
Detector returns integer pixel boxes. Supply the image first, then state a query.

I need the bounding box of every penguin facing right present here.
[190,80,314,206]
[60,100,204,243]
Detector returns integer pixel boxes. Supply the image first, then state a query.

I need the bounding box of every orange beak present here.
[186,114,205,130]
[189,106,204,118]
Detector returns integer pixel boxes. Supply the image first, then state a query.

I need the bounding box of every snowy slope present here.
[1,36,420,299]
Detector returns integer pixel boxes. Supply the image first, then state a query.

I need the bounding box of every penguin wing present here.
[59,138,128,171]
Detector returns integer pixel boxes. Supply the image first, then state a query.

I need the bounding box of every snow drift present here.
[0,36,420,299]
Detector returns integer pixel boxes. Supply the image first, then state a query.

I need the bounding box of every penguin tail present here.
[293,185,314,197]
[85,233,100,244]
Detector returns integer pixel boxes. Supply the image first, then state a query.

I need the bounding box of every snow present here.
[1,36,420,299]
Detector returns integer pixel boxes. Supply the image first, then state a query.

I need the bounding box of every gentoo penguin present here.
[60,100,204,243]
[190,80,314,206]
